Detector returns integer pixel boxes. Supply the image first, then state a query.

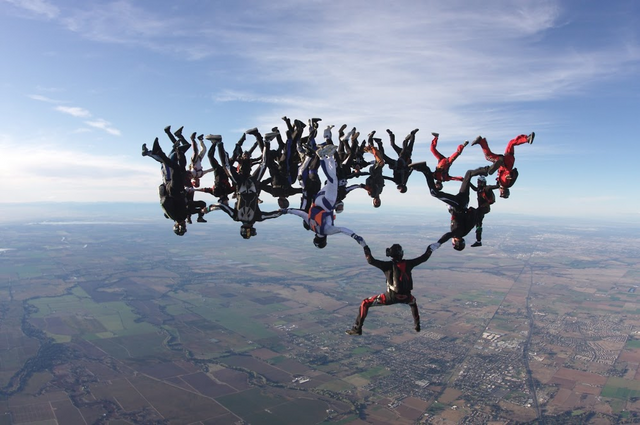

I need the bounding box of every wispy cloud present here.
[28,94,59,103]
[85,119,121,136]
[29,94,121,136]
[4,0,59,19]
[56,105,91,118]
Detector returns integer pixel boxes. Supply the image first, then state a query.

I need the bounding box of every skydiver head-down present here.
[313,234,327,249]
[240,224,257,239]
[452,237,466,251]
[173,221,187,236]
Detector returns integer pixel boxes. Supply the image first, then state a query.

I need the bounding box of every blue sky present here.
[1,0,639,222]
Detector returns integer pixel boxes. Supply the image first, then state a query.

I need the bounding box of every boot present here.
[527,132,535,144]
[345,326,362,335]
[164,126,178,145]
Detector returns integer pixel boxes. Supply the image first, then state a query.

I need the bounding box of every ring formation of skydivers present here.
[142,117,534,336]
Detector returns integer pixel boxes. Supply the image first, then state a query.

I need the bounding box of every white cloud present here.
[4,0,59,19]
[56,105,91,118]
[28,94,59,103]
[28,96,121,136]
[85,119,122,136]
[0,136,154,202]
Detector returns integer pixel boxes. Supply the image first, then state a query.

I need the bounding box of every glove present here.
[429,242,441,251]
[363,245,371,256]
[279,208,289,214]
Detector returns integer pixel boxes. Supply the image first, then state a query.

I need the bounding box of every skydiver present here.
[141,138,208,235]
[193,135,235,204]
[430,132,468,190]
[469,175,499,247]
[355,136,393,208]
[379,128,419,193]
[410,161,489,251]
[282,145,367,249]
[345,241,441,335]
[471,132,535,198]
[207,135,283,239]
[186,132,213,188]
[258,130,304,209]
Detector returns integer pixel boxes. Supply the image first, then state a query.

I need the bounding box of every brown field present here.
[552,367,608,386]
[211,368,253,391]
[129,374,230,423]
[182,372,237,398]
[90,378,150,411]
[439,387,463,404]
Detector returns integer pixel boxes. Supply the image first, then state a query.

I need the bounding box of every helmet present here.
[385,243,404,259]
[453,238,466,251]
[277,197,290,209]
[173,222,187,236]
[477,176,486,185]
[372,197,381,208]
[240,225,257,239]
[434,180,443,191]
[313,235,327,249]
[335,202,344,214]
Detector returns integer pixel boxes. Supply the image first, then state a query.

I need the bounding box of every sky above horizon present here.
[1,0,639,223]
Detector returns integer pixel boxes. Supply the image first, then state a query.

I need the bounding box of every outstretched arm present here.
[255,209,283,222]
[408,242,441,267]
[323,226,367,247]
[437,232,453,245]
[209,203,235,220]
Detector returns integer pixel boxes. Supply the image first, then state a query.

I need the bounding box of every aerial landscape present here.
[2,1,640,424]
[1,206,639,424]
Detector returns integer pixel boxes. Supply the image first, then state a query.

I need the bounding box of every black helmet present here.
[313,235,327,249]
[385,243,404,259]
[453,238,466,251]
[240,225,257,239]
[277,197,290,209]
[173,222,187,236]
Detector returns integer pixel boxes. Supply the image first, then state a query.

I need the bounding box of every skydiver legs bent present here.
[346,292,420,335]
